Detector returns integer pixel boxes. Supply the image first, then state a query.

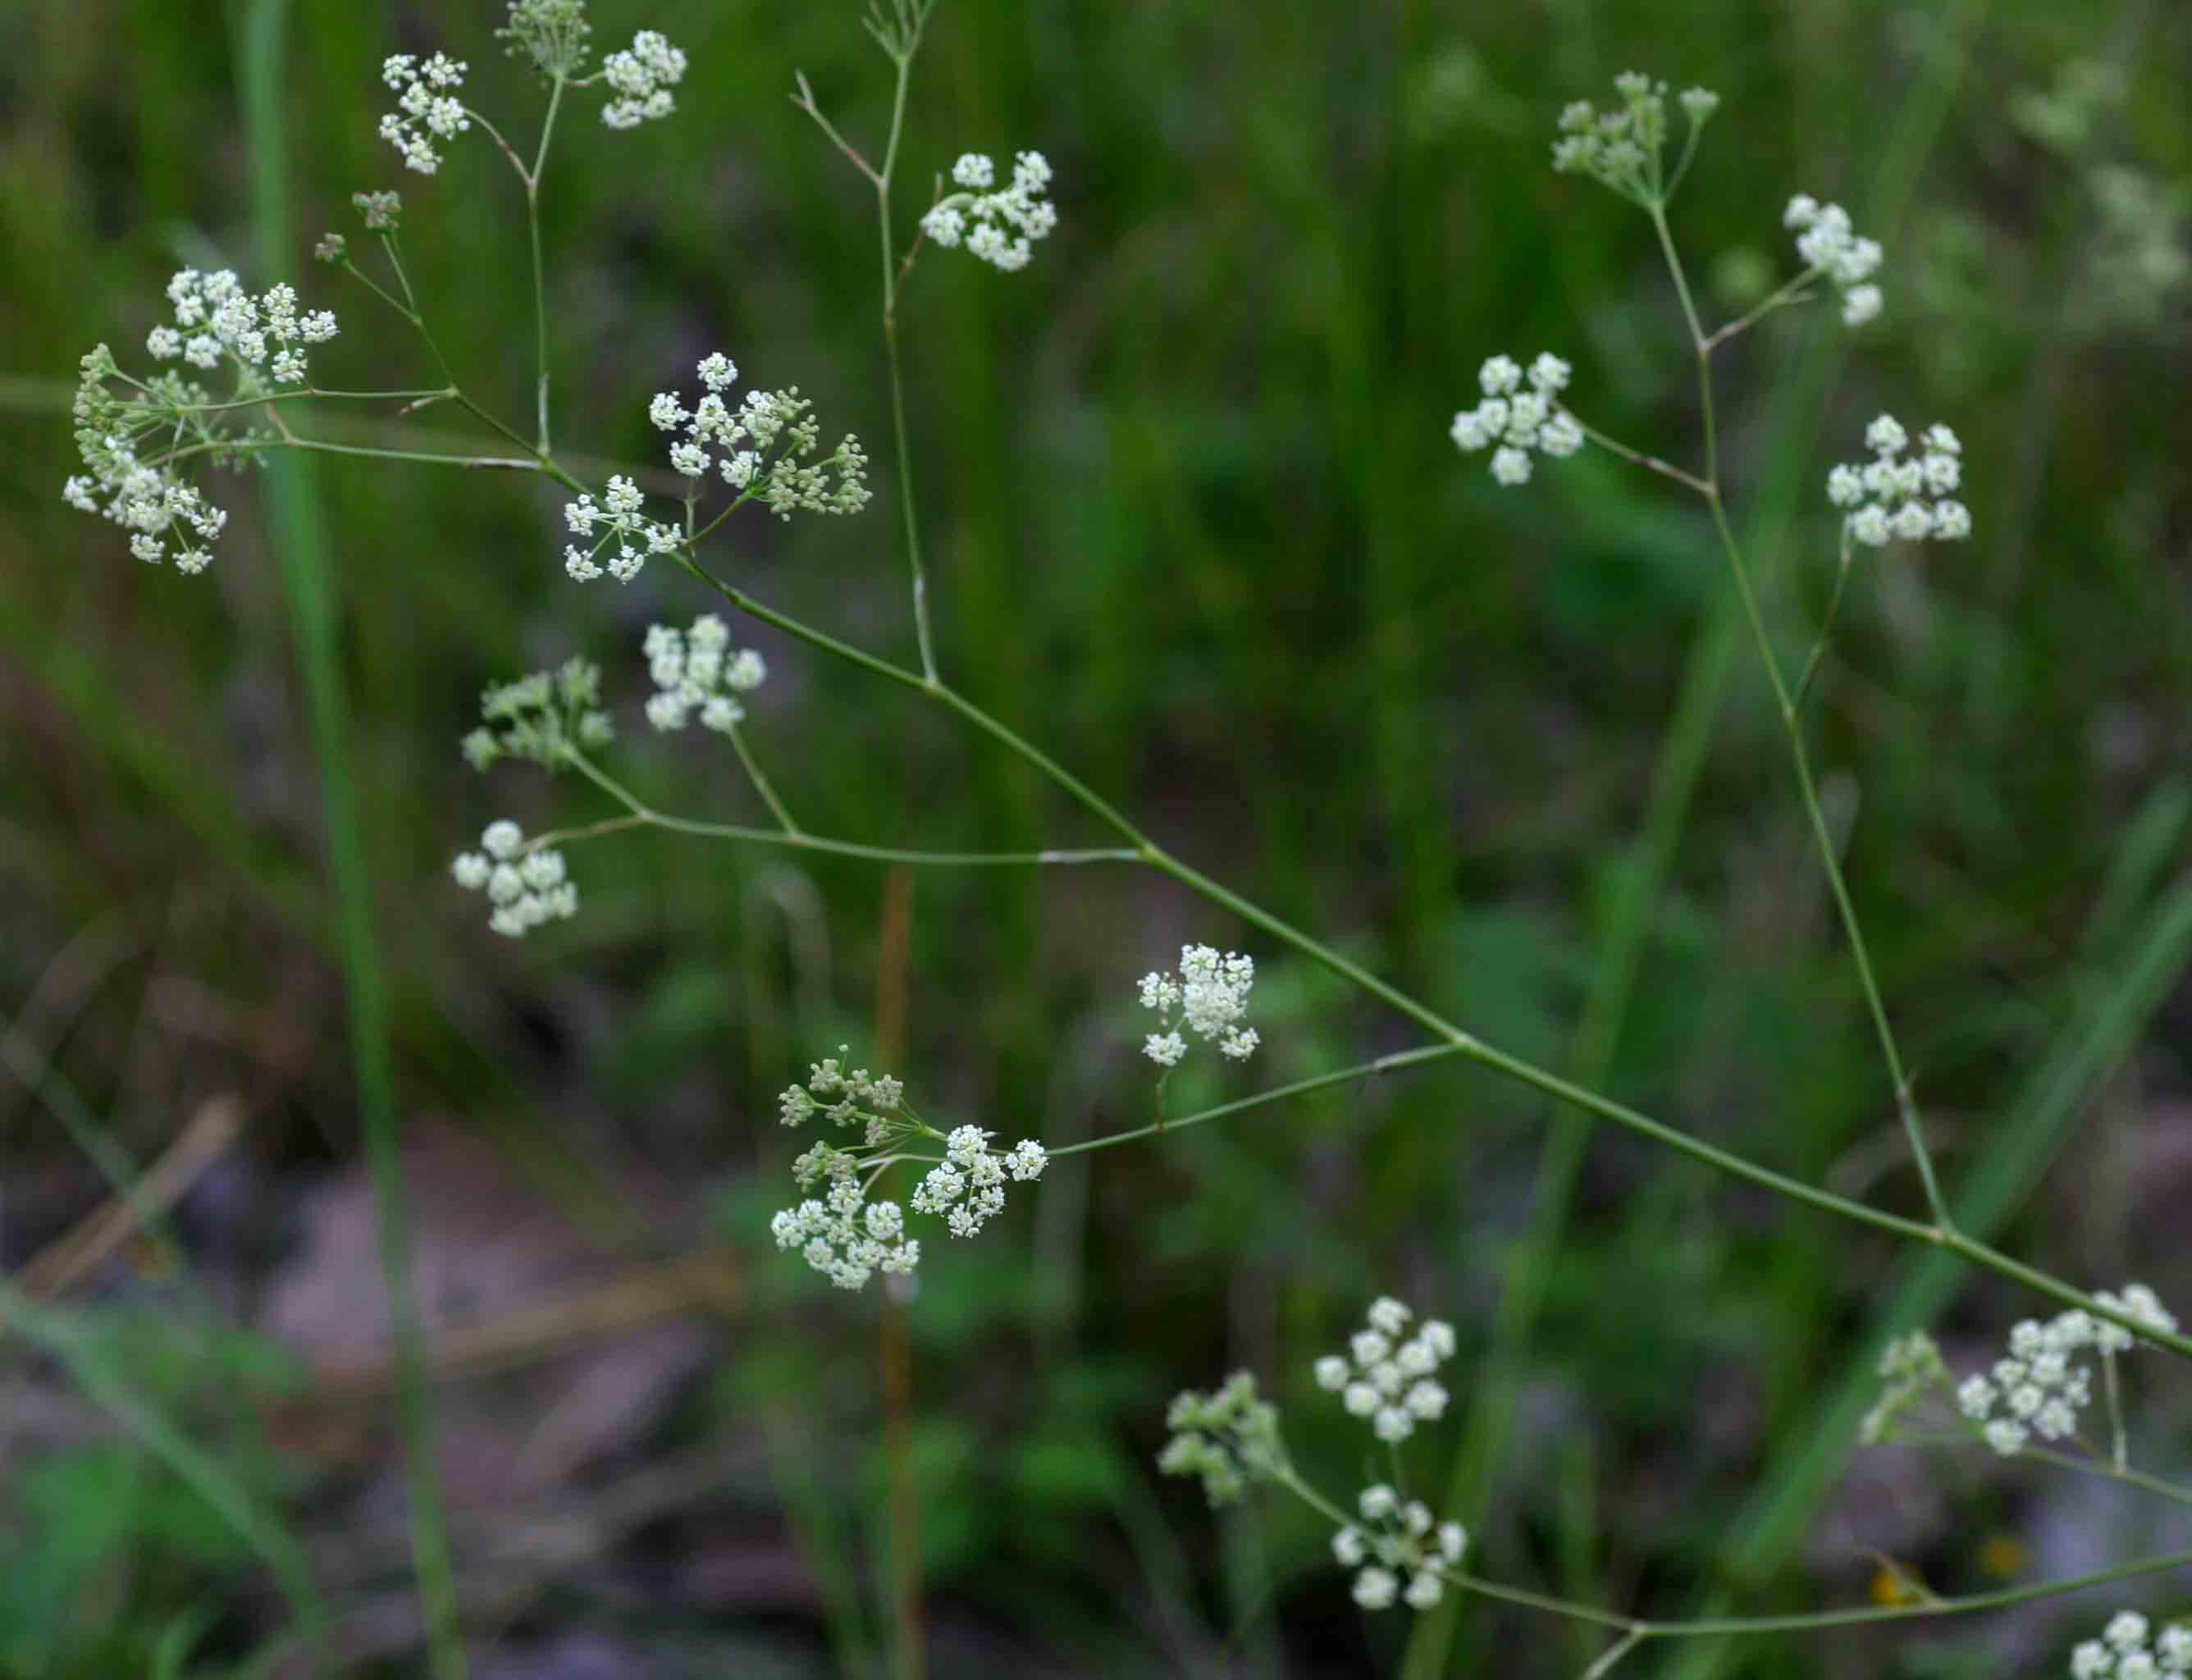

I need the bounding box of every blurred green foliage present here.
[2,0,2189,1673]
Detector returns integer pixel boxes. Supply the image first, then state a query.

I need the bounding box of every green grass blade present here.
[232,2,465,1672]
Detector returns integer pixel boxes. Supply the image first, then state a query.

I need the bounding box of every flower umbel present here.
[2067,1608,2192,1678]
[459,657,613,772]
[919,149,1058,272]
[1861,1285,2176,1459]
[1138,944,1258,1066]
[598,30,687,129]
[1549,71,1719,203]
[771,1053,1048,1290]
[1782,194,1887,326]
[450,819,579,938]
[1158,1373,1289,1507]
[379,52,471,175]
[642,614,767,734]
[65,273,340,575]
[1450,351,1585,486]
[1827,417,1971,548]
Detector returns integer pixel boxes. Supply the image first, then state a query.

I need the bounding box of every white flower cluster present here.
[65,427,228,575]
[642,615,765,734]
[919,150,1058,272]
[771,1053,1048,1289]
[598,30,687,129]
[1957,1287,2178,1458]
[562,476,679,582]
[1826,416,1971,547]
[2071,1610,2192,1678]
[1450,352,1584,486]
[1331,1483,1469,1613]
[778,1048,906,1134]
[64,272,340,576]
[1138,945,1258,1066]
[1313,1295,1455,1445]
[908,1125,1048,1239]
[450,820,578,938]
[1158,1372,1288,1507]
[1549,72,1719,203]
[772,1168,922,1292]
[1861,1285,2177,1458]
[460,656,612,771]
[1858,1329,1950,1445]
[565,354,868,582]
[148,270,339,386]
[380,52,470,175]
[1783,195,1885,326]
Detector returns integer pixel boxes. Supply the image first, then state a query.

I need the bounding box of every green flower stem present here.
[1793,528,1857,712]
[1276,1461,2190,1641]
[555,748,1137,869]
[1651,199,1955,1233]
[1570,416,1714,495]
[1043,1045,1467,1157]
[527,76,566,454]
[725,719,801,835]
[878,36,938,683]
[171,387,453,417]
[1701,264,1826,353]
[2019,1441,2192,1509]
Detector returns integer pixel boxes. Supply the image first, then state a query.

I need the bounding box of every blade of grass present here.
[233,2,464,1673]
[1660,840,2192,1680]
[1405,7,1990,1671]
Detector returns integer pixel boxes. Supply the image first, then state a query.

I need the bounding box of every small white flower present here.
[1343,1381,1380,1418]
[1840,285,1882,326]
[1372,1405,1413,1443]
[952,152,995,189]
[1332,1525,1366,1567]
[1357,1485,1397,1522]
[2111,1614,2153,1652]
[1437,1521,1467,1564]
[450,852,491,890]
[1314,1355,1350,1390]
[2071,1639,2116,1678]
[1983,1418,2027,1455]
[1489,445,1532,486]
[1352,1567,1398,1610]
[1478,354,1522,395]
[1404,1571,1444,1610]
[482,819,523,860]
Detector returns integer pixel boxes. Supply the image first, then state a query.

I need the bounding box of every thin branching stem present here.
[1276,1463,2190,1641]
[1654,194,1956,1232]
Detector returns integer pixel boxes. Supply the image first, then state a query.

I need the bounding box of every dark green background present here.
[2,0,2188,1673]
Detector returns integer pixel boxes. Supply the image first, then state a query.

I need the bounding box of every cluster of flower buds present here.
[63,272,340,575]
[599,30,687,128]
[450,820,579,938]
[2070,1610,2192,1678]
[1313,1295,1455,1445]
[1549,71,1719,203]
[1783,195,1884,326]
[461,657,614,771]
[1450,352,1585,486]
[1826,416,1971,547]
[1158,1372,1289,1507]
[1332,1482,1468,1613]
[772,1052,1048,1289]
[642,615,766,734]
[380,52,470,174]
[1862,1285,2176,1459]
[1139,944,1258,1066]
[920,151,1058,272]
